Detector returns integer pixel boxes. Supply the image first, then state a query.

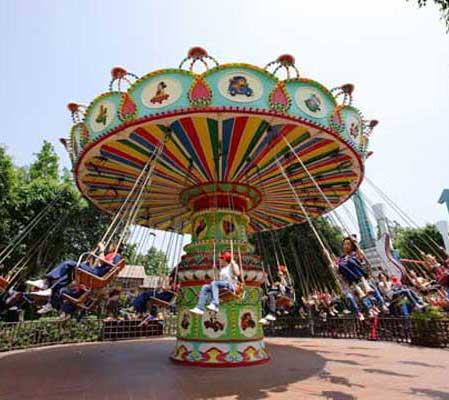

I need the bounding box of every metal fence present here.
[0,317,171,352]
[1,315,448,352]
[264,317,449,348]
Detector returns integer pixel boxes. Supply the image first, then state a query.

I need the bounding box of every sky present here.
[0,0,448,254]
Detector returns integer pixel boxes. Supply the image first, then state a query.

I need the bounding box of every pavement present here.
[1,337,448,400]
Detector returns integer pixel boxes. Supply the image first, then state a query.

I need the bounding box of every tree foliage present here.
[123,244,169,276]
[0,142,111,278]
[392,223,446,261]
[0,147,16,244]
[408,0,449,32]
[253,217,344,297]
[29,141,59,181]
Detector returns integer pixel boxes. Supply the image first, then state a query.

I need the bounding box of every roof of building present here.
[141,275,170,288]
[117,265,146,280]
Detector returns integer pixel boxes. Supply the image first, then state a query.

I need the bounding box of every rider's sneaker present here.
[37,303,54,314]
[33,288,52,297]
[26,279,48,290]
[265,313,276,321]
[189,307,204,316]
[206,303,219,313]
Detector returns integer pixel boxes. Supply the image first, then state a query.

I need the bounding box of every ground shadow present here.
[347,346,375,351]
[319,391,357,400]
[344,352,379,359]
[363,368,416,378]
[318,370,364,389]
[408,388,449,400]
[326,358,364,367]
[0,339,326,400]
[400,360,445,369]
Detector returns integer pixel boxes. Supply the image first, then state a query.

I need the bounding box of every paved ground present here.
[1,337,449,400]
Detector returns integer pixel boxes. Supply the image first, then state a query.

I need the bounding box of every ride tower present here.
[62,48,375,366]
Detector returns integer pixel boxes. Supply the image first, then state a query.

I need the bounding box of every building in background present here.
[117,265,146,290]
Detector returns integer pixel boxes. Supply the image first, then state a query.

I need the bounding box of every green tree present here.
[0,146,17,250]
[253,217,344,297]
[143,246,169,276]
[29,141,59,181]
[393,223,446,261]
[124,244,169,276]
[0,142,111,277]
[407,0,449,32]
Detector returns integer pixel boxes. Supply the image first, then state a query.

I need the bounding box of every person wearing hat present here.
[190,251,240,315]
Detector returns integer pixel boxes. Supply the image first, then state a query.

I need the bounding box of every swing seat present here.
[149,290,178,309]
[219,282,244,303]
[62,288,95,310]
[276,294,294,308]
[75,259,126,290]
[0,276,10,292]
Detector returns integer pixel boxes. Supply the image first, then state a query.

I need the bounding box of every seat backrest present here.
[62,288,91,305]
[219,282,244,302]
[234,282,244,296]
[76,259,126,290]
[0,276,9,291]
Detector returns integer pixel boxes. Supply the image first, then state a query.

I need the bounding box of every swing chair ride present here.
[59,47,378,367]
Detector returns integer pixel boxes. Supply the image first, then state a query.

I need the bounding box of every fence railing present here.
[0,317,171,352]
[1,315,448,352]
[264,317,449,348]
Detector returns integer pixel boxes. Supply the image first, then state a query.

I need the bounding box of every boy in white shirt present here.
[190,251,240,315]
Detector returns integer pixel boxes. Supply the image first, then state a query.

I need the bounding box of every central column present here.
[170,182,270,366]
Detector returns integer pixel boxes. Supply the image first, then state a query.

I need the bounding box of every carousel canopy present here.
[63,48,376,234]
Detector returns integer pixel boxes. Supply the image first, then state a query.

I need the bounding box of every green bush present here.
[0,319,102,351]
[411,308,447,348]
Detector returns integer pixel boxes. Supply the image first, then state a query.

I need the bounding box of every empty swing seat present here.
[75,259,126,290]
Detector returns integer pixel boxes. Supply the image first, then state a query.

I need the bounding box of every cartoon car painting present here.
[240,312,256,330]
[228,76,253,97]
[204,315,225,332]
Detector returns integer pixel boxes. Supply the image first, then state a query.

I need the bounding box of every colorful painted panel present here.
[286,79,336,127]
[191,210,249,242]
[171,339,269,366]
[204,65,274,109]
[339,106,364,150]
[70,123,84,160]
[128,70,194,118]
[84,93,122,140]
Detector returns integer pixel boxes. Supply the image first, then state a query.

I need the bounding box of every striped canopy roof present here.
[75,109,363,233]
